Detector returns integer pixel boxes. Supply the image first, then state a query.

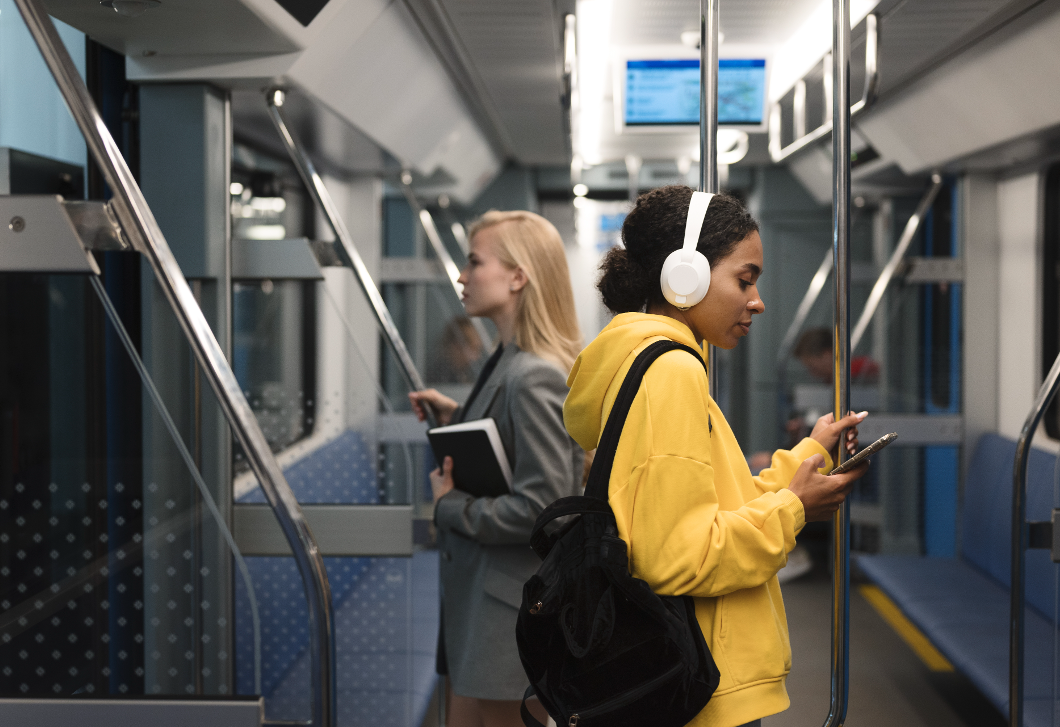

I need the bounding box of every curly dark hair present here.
[597,185,759,314]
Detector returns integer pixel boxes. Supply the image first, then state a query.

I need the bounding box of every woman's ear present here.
[509,267,529,293]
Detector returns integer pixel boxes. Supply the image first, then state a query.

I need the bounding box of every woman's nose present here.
[457,266,469,285]
[749,293,765,314]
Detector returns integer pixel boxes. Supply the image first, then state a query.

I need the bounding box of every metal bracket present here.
[0,194,102,274]
[233,504,413,557]
[232,237,325,280]
[1026,509,1060,563]
[903,256,963,284]
[63,199,129,251]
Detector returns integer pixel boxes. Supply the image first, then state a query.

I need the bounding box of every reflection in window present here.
[232,280,316,458]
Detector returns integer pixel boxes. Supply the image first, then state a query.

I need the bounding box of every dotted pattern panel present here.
[235,429,439,725]
[236,553,439,727]
[240,430,381,505]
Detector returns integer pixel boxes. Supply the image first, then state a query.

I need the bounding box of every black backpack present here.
[516,340,720,727]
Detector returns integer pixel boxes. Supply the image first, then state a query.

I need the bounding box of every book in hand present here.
[427,418,513,498]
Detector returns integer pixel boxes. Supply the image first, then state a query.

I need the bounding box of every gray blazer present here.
[435,344,584,700]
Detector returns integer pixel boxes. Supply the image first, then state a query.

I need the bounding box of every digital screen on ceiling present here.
[625,59,767,126]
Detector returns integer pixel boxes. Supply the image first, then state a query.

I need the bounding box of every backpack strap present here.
[584,340,707,502]
[520,685,547,727]
[529,496,614,559]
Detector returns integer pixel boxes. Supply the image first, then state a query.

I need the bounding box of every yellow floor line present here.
[858,584,955,672]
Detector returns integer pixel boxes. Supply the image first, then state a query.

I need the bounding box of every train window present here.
[1042,163,1060,438]
[230,155,317,459]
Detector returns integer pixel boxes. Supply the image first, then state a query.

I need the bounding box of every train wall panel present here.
[857,3,1060,173]
[996,172,1041,441]
[960,174,1000,478]
[114,0,499,204]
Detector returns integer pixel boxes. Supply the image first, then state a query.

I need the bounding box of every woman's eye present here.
[739,279,752,288]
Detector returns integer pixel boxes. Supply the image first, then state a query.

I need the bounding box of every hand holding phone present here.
[829,432,897,475]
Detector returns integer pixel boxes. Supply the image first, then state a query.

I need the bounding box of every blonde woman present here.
[409,211,584,727]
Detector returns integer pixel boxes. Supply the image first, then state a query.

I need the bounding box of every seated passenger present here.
[795,326,880,386]
[783,327,878,444]
[563,186,868,727]
[409,210,584,727]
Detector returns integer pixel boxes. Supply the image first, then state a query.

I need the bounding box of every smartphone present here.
[828,432,898,475]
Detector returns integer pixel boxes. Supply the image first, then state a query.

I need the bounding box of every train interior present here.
[1,0,1060,724]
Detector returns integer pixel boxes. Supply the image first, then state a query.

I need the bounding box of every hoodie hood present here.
[565,313,706,450]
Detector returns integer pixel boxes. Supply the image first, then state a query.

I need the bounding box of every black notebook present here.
[427,418,513,498]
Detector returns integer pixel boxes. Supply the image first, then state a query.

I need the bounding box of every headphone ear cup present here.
[660,249,711,309]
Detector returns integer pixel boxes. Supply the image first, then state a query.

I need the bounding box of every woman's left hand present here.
[810,411,868,457]
[430,456,455,503]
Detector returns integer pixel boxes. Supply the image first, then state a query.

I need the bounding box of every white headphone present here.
[660,191,714,309]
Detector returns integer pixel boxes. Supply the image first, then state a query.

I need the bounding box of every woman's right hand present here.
[788,454,869,522]
[408,389,460,426]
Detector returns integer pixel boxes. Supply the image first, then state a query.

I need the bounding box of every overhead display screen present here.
[625,59,767,126]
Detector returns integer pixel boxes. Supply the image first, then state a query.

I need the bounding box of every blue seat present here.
[234,430,440,727]
[858,433,1059,725]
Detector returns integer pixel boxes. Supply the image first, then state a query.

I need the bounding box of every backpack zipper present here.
[565,662,684,725]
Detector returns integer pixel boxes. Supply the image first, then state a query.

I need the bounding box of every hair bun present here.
[598,246,655,314]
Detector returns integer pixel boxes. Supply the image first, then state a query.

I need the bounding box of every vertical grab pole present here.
[1010,353,1060,727]
[10,1,336,724]
[700,0,720,398]
[828,0,852,726]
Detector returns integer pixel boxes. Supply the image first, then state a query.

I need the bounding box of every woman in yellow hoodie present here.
[563,186,868,727]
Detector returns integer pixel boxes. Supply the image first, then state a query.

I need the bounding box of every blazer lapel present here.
[463,344,517,421]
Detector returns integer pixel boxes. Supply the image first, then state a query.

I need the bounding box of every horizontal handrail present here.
[769,13,878,163]
[1010,350,1060,727]
[11,1,336,725]
[850,174,942,351]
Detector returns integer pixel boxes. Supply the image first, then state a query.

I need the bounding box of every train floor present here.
[419,563,1008,727]
[770,565,1005,727]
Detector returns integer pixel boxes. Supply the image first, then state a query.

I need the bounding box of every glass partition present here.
[774,187,961,557]
[0,271,260,697]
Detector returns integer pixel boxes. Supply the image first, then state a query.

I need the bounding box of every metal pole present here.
[827,1,851,727]
[10,2,336,724]
[700,0,720,399]
[264,90,438,427]
[1010,352,1060,727]
[850,175,943,351]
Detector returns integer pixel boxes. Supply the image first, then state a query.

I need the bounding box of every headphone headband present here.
[681,191,714,262]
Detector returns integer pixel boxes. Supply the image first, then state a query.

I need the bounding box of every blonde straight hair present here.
[467,210,583,374]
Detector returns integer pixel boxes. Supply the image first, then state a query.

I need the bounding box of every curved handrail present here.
[1009,351,1060,727]
[769,13,879,164]
[850,174,943,351]
[11,2,337,724]
[396,183,493,348]
[264,90,438,427]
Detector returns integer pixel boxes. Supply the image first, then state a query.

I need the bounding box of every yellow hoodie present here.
[564,313,832,727]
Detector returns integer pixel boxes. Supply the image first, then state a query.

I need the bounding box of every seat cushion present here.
[859,555,1056,719]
